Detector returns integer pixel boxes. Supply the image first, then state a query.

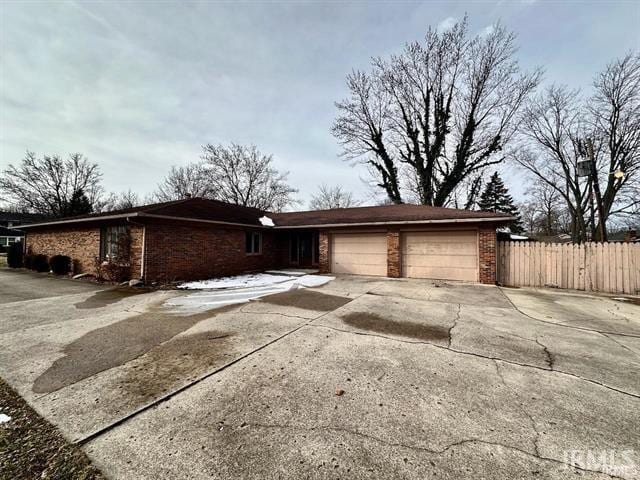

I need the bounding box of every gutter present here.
[17,212,513,231]
[16,212,143,229]
[16,212,264,230]
[272,216,514,229]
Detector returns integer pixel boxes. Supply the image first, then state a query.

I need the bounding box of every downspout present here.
[126,217,146,281]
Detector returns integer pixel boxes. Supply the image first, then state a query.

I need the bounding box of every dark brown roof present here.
[19,197,512,229]
[19,198,267,228]
[272,204,512,227]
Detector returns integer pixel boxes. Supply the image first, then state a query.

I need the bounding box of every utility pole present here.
[586,138,606,242]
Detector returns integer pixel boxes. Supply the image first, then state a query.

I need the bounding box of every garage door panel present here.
[405,254,477,268]
[404,243,476,256]
[331,233,387,276]
[402,231,478,282]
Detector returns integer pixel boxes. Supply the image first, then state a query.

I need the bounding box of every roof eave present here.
[17,212,265,230]
[273,216,514,229]
[16,212,143,229]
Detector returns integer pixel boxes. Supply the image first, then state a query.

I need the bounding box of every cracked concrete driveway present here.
[0,269,638,479]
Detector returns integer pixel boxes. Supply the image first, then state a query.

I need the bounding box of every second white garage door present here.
[331,233,387,276]
[402,230,478,281]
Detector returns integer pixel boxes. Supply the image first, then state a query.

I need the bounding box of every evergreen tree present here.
[62,188,93,216]
[478,172,524,233]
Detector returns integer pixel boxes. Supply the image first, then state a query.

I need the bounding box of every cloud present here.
[479,24,496,37]
[436,16,457,33]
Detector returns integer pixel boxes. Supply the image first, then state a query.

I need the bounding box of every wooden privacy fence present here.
[497,241,640,294]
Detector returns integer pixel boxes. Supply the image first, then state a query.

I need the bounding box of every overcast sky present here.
[1,0,639,208]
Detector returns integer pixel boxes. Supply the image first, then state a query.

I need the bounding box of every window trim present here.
[245,231,262,256]
[100,225,130,261]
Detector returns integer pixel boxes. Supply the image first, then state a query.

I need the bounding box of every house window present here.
[100,226,130,261]
[245,232,262,255]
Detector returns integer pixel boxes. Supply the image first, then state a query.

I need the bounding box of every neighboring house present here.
[17,197,512,284]
[533,234,573,244]
[0,211,46,250]
[607,229,637,243]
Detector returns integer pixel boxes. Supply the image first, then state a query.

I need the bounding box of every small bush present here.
[49,255,72,275]
[93,256,130,283]
[7,241,24,268]
[32,254,49,273]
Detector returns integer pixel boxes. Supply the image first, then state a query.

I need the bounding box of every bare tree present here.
[520,177,570,236]
[515,85,591,242]
[309,184,359,210]
[201,144,298,212]
[152,163,214,202]
[332,17,541,206]
[516,53,640,241]
[587,52,640,239]
[100,189,141,211]
[0,151,104,217]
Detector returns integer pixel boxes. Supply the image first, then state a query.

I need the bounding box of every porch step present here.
[265,269,319,277]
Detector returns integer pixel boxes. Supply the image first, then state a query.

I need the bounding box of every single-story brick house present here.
[18,197,512,284]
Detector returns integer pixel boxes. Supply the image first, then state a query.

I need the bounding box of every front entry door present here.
[299,233,313,266]
[290,231,319,267]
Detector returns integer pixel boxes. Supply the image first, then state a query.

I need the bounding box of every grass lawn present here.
[0,378,104,480]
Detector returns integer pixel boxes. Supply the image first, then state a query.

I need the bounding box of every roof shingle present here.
[272,203,511,227]
[18,197,512,229]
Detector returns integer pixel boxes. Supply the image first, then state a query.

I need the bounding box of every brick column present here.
[318,231,330,274]
[478,227,497,284]
[387,230,401,278]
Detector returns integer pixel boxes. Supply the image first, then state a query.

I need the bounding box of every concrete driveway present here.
[0,269,638,479]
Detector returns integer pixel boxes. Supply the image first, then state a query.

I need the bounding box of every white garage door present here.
[331,233,387,276]
[402,231,478,281]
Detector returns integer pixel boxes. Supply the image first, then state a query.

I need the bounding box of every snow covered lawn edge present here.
[178,273,332,290]
[166,273,335,313]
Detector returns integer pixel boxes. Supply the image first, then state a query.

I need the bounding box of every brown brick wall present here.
[387,230,400,278]
[478,226,497,284]
[318,231,330,274]
[26,227,101,275]
[26,224,144,279]
[142,224,279,283]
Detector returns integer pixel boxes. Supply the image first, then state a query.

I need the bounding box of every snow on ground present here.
[0,413,11,424]
[166,274,334,314]
[179,273,294,290]
[179,273,332,290]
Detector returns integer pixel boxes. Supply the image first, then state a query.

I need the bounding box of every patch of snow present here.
[510,234,529,240]
[179,273,296,290]
[613,297,628,302]
[259,216,275,227]
[0,413,11,424]
[295,275,334,288]
[168,274,334,314]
